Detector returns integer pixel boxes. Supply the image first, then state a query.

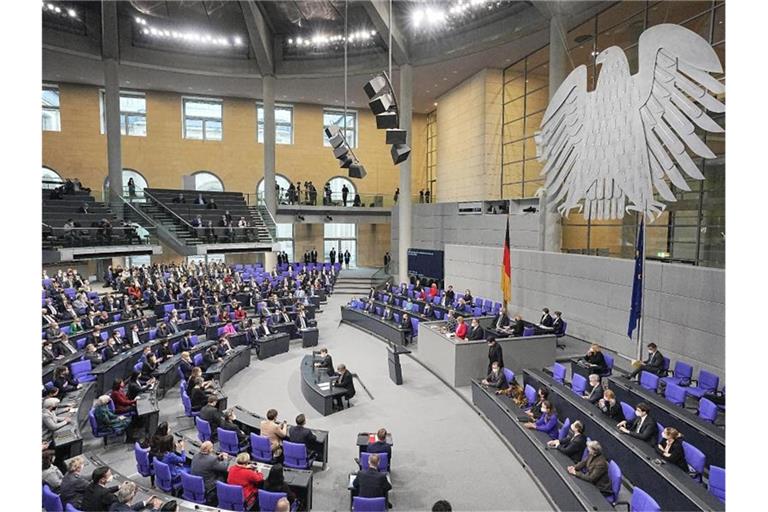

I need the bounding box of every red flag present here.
[501,217,511,305]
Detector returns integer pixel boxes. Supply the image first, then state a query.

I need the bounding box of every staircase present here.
[137,203,202,246]
[247,205,276,243]
[333,267,383,295]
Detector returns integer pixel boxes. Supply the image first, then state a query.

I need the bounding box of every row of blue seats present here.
[348,300,421,335]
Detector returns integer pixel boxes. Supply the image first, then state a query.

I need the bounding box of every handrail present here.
[143,189,197,232]
[114,194,159,229]
[370,266,390,289]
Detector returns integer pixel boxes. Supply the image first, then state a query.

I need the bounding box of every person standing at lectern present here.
[487,337,504,374]
[333,364,355,410]
[314,348,335,376]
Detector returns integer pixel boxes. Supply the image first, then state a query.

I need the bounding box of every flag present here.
[501,217,511,305]
[627,219,644,338]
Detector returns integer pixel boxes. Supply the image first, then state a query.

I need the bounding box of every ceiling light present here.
[234,36,242,45]
[67,9,76,17]
[47,3,54,10]
[288,38,293,44]
[54,6,61,13]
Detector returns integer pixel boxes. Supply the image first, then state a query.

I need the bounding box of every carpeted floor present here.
[91,293,555,511]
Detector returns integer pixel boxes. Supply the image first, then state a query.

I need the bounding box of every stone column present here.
[398,64,413,283]
[540,14,568,252]
[263,75,277,215]
[264,250,278,271]
[102,0,122,215]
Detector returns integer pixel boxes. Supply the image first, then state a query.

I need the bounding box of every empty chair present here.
[283,441,315,470]
[600,354,615,377]
[620,402,636,423]
[682,441,706,482]
[69,360,96,383]
[216,481,246,511]
[193,353,203,366]
[558,418,572,442]
[685,370,720,400]
[360,452,389,472]
[708,465,725,502]
[393,313,400,324]
[218,428,244,456]
[133,362,143,373]
[258,490,287,512]
[524,384,537,406]
[571,373,587,395]
[523,326,535,337]
[502,368,515,385]
[353,497,387,512]
[410,317,419,336]
[180,472,207,504]
[656,423,665,445]
[661,361,693,387]
[697,397,718,424]
[153,459,181,493]
[195,416,212,442]
[664,383,688,407]
[472,306,482,317]
[181,388,198,418]
[148,328,157,340]
[42,484,63,512]
[639,371,660,392]
[617,487,661,512]
[64,504,81,512]
[250,433,274,463]
[606,461,622,505]
[552,363,567,384]
[133,442,154,485]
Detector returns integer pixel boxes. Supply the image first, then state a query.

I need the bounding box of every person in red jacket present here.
[455,316,468,339]
[234,305,247,322]
[227,452,265,509]
[428,283,438,299]
[110,378,137,414]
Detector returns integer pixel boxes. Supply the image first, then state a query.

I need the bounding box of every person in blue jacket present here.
[524,400,559,439]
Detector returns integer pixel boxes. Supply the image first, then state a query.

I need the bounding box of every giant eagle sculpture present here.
[535,24,724,220]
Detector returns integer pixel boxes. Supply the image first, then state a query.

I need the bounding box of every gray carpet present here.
[91,293,554,511]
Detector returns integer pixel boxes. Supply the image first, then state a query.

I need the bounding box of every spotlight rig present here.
[363,71,411,165]
[325,125,367,179]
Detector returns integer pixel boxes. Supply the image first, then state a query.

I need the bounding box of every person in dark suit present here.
[481,361,508,389]
[443,286,455,307]
[179,352,194,381]
[467,318,485,340]
[199,395,224,436]
[109,481,162,511]
[597,389,622,420]
[80,466,119,512]
[582,344,608,374]
[352,453,392,503]
[492,306,510,330]
[366,428,392,467]
[551,311,565,336]
[201,346,220,371]
[539,308,554,327]
[655,427,688,471]
[219,408,248,446]
[189,378,208,413]
[288,414,320,458]
[627,343,665,379]
[487,337,504,374]
[548,420,587,463]
[314,348,335,376]
[401,313,413,345]
[510,314,525,337]
[617,402,658,444]
[583,374,603,404]
[567,441,612,495]
[332,364,355,409]
[59,456,89,509]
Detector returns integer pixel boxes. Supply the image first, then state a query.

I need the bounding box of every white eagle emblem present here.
[535,24,724,220]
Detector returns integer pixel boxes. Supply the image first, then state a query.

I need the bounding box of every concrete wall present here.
[435,69,503,202]
[42,83,427,198]
[444,244,725,378]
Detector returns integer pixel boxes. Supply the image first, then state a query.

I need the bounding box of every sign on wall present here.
[407,248,445,281]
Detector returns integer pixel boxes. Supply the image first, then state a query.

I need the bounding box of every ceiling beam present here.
[361,0,408,65]
[239,0,274,76]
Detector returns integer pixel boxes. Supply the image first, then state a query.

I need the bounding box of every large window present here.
[183,97,223,140]
[100,91,147,136]
[42,166,64,189]
[257,174,292,205]
[326,176,357,207]
[187,254,225,264]
[257,104,293,144]
[504,1,725,268]
[191,171,225,192]
[323,108,357,148]
[275,223,294,261]
[42,85,61,131]
[324,223,356,267]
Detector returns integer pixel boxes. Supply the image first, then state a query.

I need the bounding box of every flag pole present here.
[636,203,647,360]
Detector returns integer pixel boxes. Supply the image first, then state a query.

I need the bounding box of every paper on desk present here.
[317,382,331,391]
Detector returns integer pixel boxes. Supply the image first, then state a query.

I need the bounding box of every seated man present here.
[199,395,224,437]
[332,364,356,410]
[288,413,320,459]
[219,408,248,446]
[510,314,525,337]
[567,440,612,496]
[481,361,508,390]
[190,441,229,502]
[548,420,587,463]
[627,343,665,380]
[382,306,393,321]
[580,344,608,374]
[367,428,392,467]
[314,348,335,376]
[467,318,485,340]
[551,311,565,336]
[583,374,603,404]
[617,402,658,444]
[400,313,413,345]
[352,453,392,505]
[492,306,510,331]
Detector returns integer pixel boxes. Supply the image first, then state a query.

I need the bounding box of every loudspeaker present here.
[376,111,399,129]
[325,126,345,148]
[349,163,367,179]
[363,75,388,99]
[333,145,349,159]
[369,94,394,115]
[385,129,407,145]
[390,143,411,165]
[339,155,354,168]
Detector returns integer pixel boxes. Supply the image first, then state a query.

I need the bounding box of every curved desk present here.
[300,355,346,416]
[340,306,408,346]
[53,382,95,461]
[204,345,251,386]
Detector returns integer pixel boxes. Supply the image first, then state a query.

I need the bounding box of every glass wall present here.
[191,171,225,192]
[275,223,294,261]
[501,0,725,268]
[324,223,356,267]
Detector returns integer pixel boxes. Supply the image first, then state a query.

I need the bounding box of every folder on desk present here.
[317,382,331,391]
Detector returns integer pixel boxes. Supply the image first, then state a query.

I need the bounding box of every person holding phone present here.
[260,409,288,458]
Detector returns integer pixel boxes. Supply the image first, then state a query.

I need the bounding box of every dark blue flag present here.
[627,220,644,339]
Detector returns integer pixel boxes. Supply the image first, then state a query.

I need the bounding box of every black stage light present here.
[339,154,354,168]
[390,144,411,165]
[349,163,367,179]
[363,74,388,99]
[333,145,349,159]
[385,129,407,145]
[369,93,394,115]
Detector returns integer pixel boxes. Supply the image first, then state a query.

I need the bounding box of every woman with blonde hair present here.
[656,427,688,470]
